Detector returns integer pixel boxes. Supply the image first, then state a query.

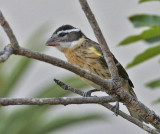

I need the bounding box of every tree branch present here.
[79,0,119,81]
[12,43,160,131]
[0,4,160,133]
[54,79,160,134]
[0,10,19,49]
[14,47,112,90]
[0,44,13,62]
[0,96,116,106]
[79,0,160,129]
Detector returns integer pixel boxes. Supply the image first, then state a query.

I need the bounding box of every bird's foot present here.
[110,101,119,116]
[82,89,99,97]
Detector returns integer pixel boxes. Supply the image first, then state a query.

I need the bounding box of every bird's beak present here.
[46,37,60,46]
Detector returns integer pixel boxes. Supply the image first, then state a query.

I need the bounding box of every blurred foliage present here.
[129,14,160,28]
[146,79,160,89]
[139,0,160,3]
[0,23,105,134]
[0,23,50,97]
[119,26,160,46]
[119,0,160,103]
[126,45,160,68]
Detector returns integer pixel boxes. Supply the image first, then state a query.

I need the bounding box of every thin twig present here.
[54,79,85,96]
[54,78,116,98]
[0,10,19,48]
[79,0,119,80]
[0,44,13,62]
[54,79,159,134]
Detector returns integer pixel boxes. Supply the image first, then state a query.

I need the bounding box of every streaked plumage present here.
[46,24,142,121]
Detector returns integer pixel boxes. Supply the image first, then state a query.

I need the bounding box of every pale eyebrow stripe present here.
[57,28,80,35]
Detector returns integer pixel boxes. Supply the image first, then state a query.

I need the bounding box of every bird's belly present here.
[64,48,111,88]
[66,54,111,79]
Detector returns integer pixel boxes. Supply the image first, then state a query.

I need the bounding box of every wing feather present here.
[86,38,134,88]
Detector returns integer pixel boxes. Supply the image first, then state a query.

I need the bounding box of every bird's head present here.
[46,25,85,52]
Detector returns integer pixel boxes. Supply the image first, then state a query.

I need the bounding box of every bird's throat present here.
[56,37,86,53]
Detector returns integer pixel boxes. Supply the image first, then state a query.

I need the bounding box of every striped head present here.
[46,25,85,51]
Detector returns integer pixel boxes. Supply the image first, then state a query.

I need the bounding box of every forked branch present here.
[54,79,159,134]
[0,44,13,62]
[0,11,19,49]
[0,2,160,134]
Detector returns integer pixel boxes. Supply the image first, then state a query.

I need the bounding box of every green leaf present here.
[127,45,160,68]
[119,26,160,46]
[129,14,160,28]
[145,35,160,43]
[146,78,160,89]
[139,0,160,3]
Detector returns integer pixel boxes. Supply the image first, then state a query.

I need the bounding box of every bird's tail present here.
[127,107,143,122]
[127,87,148,123]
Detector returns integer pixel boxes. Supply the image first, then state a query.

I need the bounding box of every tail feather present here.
[127,107,143,122]
[127,87,149,123]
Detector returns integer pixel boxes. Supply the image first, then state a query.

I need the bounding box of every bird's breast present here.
[64,43,110,79]
[64,47,86,68]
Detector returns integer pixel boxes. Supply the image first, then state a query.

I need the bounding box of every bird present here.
[46,24,142,121]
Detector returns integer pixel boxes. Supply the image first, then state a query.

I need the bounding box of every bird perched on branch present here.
[46,24,142,121]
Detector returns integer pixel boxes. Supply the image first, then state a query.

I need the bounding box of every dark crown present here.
[54,25,85,41]
[54,25,76,34]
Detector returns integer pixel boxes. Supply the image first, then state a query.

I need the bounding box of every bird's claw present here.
[83,91,91,97]
[110,101,119,116]
[82,89,99,97]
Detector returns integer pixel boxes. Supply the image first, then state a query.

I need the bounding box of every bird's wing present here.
[87,38,134,88]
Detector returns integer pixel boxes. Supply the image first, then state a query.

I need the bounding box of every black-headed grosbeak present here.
[46,25,141,121]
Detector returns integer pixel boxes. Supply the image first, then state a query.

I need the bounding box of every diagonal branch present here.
[79,0,119,81]
[14,47,112,90]
[79,0,160,130]
[54,79,159,134]
[0,10,19,49]
[0,44,13,62]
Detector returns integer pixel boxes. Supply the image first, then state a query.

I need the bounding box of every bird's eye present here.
[59,33,67,37]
